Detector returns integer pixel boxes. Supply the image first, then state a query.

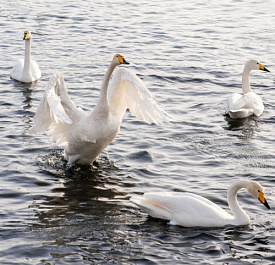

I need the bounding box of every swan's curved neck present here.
[242,65,252,94]
[227,180,250,225]
[97,61,117,108]
[22,39,31,76]
[90,61,118,119]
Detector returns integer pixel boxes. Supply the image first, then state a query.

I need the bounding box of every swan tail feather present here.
[228,109,254,119]
[131,196,172,220]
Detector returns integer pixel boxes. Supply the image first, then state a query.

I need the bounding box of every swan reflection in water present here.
[10,76,39,128]
[223,114,261,140]
[32,152,134,230]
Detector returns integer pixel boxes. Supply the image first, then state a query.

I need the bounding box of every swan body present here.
[10,30,41,83]
[29,54,168,165]
[131,180,270,227]
[225,59,269,119]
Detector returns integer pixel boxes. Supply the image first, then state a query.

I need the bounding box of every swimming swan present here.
[225,59,270,119]
[10,30,41,83]
[131,180,270,227]
[29,54,168,165]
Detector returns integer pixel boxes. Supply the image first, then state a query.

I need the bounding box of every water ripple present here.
[0,0,275,264]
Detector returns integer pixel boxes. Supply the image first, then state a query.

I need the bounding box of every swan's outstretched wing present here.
[108,68,169,125]
[225,92,264,118]
[29,73,83,145]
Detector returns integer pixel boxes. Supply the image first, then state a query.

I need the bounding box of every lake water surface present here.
[0,0,275,264]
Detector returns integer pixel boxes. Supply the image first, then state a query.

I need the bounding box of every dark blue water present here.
[0,0,275,264]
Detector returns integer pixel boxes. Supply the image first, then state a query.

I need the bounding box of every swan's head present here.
[247,181,270,209]
[113,54,129,66]
[23,30,31,40]
[246,59,270,72]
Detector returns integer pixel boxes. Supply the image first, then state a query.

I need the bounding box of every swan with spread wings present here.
[29,54,168,165]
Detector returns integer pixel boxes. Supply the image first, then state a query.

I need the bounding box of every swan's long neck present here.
[98,62,117,107]
[22,39,32,77]
[242,65,252,94]
[227,180,250,225]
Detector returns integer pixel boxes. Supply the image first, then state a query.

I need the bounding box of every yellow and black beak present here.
[258,190,270,209]
[23,32,29,40]
[259,63,270,72]
[118,55,129,65]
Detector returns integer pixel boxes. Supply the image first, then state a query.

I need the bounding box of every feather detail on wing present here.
[130,196,172,220]
[10,59,24,81]
[30,60,41,81]
[226,92,264,118]
[131,192,232,227]
[29,73,83,145]
[108,68,169,125]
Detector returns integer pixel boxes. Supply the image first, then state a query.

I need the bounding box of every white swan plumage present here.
[10,30,41,83]
[131,180,270,227]
[29,54,168,165]
[225,59,270,119]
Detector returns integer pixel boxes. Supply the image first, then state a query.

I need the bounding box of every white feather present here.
[29,73,83,146]
[10,30,41,83]
[225,59,269,119]
[226,92,263,119]
[108,68,169,125]
[29,55,168,165]
[131,180,269,227]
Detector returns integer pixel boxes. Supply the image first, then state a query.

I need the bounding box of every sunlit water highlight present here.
[0,0,275,264]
